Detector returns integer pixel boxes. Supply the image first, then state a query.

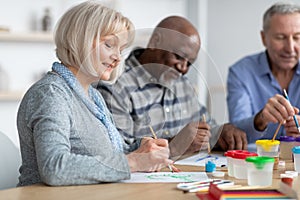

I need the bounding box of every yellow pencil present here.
[148,125,174,173]
[202,114,210,154]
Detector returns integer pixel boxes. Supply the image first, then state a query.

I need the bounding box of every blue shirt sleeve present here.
[226,53,270,143]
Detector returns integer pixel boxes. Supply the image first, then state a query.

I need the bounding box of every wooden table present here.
[0,163,299,200]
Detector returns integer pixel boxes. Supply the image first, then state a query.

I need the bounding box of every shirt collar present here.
[296,63,300,75]
[257,51,272,77]
[258,50,300,76]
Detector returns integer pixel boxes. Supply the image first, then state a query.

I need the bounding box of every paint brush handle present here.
[272,122,282,141]
[148,125,174,172]
[283,89,300,133]
[148,125,157,139]
[202,114,210,153]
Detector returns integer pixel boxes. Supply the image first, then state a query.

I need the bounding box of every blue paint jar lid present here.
[205,161,216,172]
[292,146,300,154]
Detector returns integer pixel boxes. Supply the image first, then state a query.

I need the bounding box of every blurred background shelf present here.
[0,91,25,101]
[0,32,53,43]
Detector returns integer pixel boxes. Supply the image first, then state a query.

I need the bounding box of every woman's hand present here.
[126,138,173,172]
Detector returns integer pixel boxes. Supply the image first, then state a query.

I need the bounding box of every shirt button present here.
[150,78,155,82]
[164,131,169,135]
[165,107,170,113]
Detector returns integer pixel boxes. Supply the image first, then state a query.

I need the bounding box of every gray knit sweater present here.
[17,71,130,186]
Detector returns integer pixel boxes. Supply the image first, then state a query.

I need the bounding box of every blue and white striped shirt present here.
[97,48,218,149]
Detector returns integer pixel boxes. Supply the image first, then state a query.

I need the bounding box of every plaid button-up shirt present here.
[97,48,219,150]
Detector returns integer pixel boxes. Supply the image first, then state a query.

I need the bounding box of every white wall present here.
[205,0,300,124]
[2,0,300,147]
[0,0,81,147]
[0,0,187,147]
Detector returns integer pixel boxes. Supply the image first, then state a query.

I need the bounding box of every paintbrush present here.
[202,114,210,154]
[148,125,174,172]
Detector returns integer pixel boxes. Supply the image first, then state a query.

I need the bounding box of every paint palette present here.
[177,179,234,193]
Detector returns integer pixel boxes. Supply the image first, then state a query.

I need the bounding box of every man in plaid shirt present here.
[96,16,247,159]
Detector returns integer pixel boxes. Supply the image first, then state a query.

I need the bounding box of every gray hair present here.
[54,1,134,83]
[263,2,300,31]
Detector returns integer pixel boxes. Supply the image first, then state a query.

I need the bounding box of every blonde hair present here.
[54,1,134,83]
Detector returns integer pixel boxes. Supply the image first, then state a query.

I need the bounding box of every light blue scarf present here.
[52,62,123,152]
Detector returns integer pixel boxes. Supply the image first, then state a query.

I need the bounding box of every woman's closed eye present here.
[105,41,113,48]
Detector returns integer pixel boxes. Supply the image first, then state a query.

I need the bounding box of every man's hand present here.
[254,94,298,131]
[217,123,247,150]
[169,121,211,158]
[284,114,300,137]
[187,122,211,153]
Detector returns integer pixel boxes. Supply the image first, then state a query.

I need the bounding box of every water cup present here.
[256,139,280,169]
[245,156,274,186]
[279,136,295,160]
[224,150,247,177]
[232,151,258,179]
[292,146,300,173]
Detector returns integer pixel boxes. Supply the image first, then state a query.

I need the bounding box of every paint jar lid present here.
[224,150,247,157]
[284,171,298,178]
[245,156,274,170]
[279,136,295,142]
[292,146,300,154]
[256,139,280,146]
[232,151,258,159]
[205,161,216,172]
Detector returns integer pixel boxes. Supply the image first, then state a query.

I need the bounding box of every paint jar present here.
[246,156,274,186]
[224,150,247,177]
[232,151,258,179]
[292,146,300,173]
[224,151,234,177]
[279,136,295,160]
[295,137,300,147]
[280,173,294,187]
[256,139,280,170]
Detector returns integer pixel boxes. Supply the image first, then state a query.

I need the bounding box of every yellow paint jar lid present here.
[255,139,280,151]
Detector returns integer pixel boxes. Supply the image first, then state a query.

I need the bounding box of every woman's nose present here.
[112,51,121,62]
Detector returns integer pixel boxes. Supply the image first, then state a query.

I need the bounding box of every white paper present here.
[120,172,209,183]
[174,153,227,167]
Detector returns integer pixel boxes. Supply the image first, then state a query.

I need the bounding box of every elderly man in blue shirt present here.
[227,2,300,144]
